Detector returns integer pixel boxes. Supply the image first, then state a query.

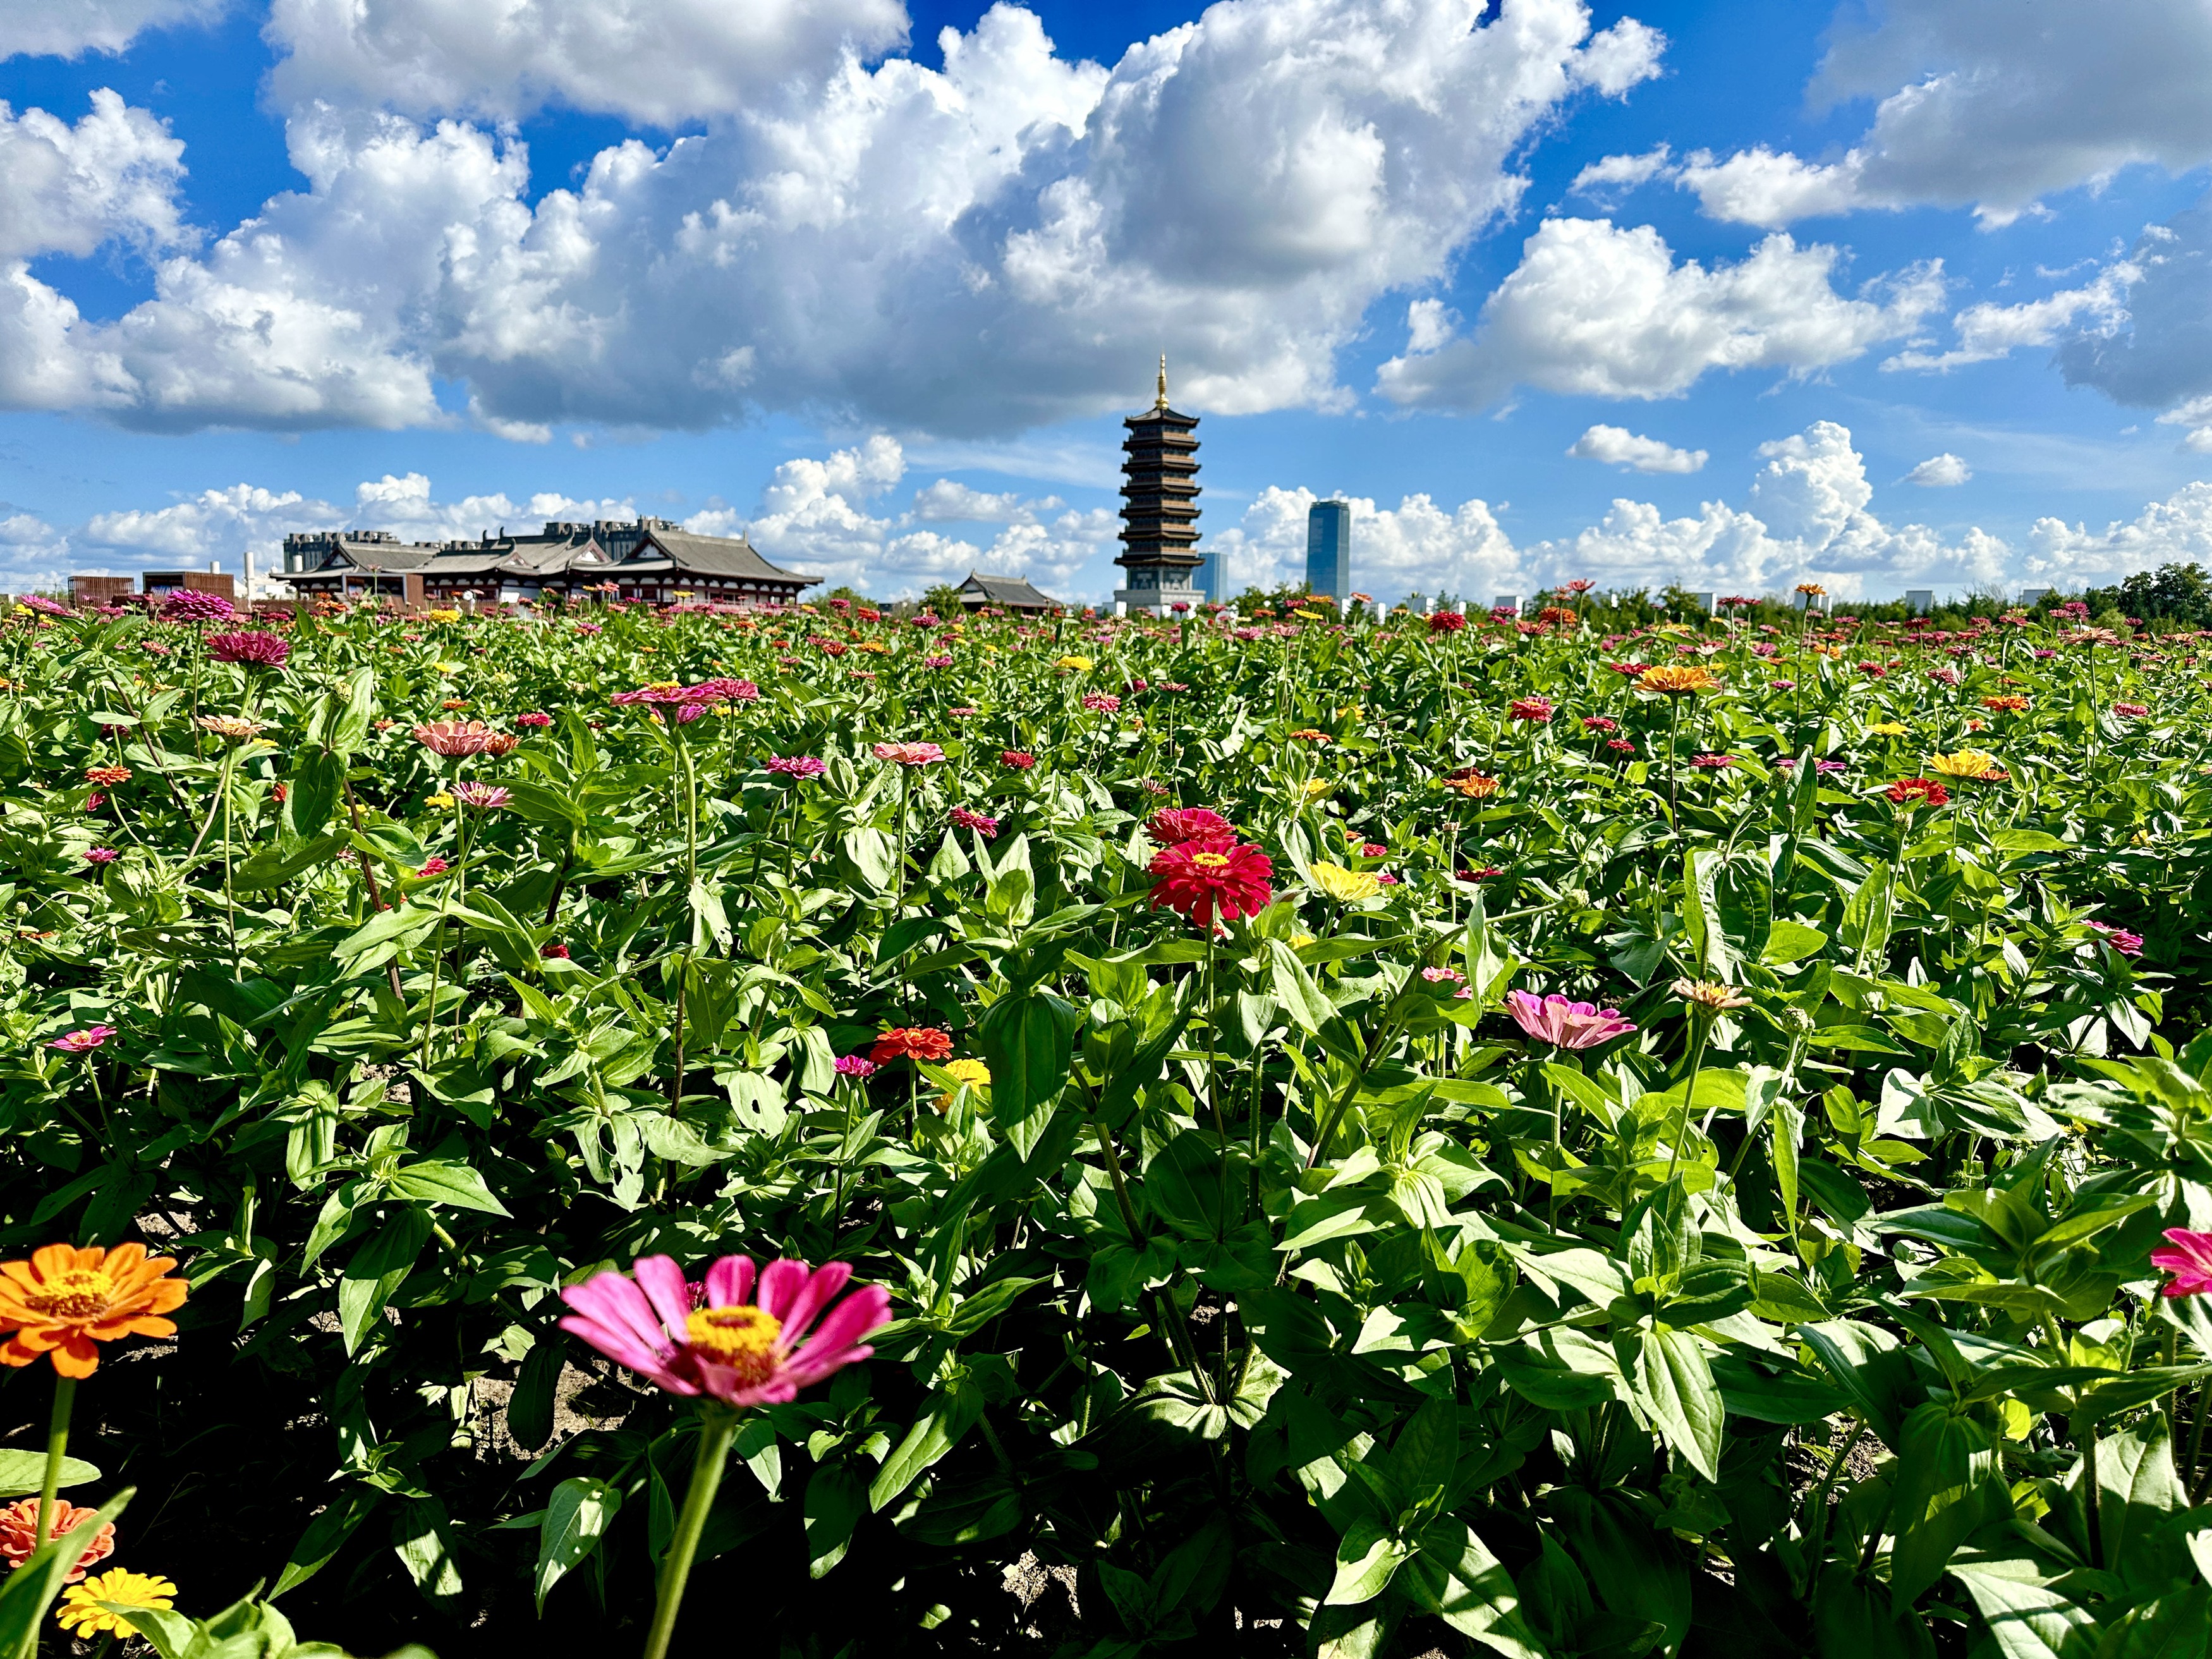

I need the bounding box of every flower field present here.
[3,590,2212,1657]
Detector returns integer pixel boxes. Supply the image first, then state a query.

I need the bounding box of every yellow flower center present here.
[1190,852,1231,869]
[25,1270,112,1320]
[684,1305,782,1382]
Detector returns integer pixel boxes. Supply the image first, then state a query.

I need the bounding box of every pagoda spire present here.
[1155,353,1169,410]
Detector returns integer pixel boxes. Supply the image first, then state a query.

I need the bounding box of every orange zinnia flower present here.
[1635,664,1719,696]
[0,1243,188,1377]
[1443,769,1500,798]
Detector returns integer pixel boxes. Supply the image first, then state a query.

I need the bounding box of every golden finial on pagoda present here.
[1155,354,1169,410]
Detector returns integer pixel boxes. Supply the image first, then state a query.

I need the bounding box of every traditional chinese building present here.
[603,525,820,606]
[956,570,1064,615]
[1114,357,1203,617]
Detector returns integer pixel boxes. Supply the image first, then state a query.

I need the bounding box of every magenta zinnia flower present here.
[1504,990,1636,1050]
[2151,1229,2212,1298]
[157,591,236,623]
[205,631,290,668]
[559,1255,890,1407]
[950,806,999,837]
[82,848,119,864]
[49,1026,116,1054]
[451,782,511,811]
[765,755,825,779]
[834,1054,877,1079]
[516,712,554,727]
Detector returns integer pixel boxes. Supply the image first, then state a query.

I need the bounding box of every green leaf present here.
[233,832,349,892]
[1948,1557,2096,1659]
[977,989,1081,1162]
[869,1382,988,1513]
[535,1478,620,1614]
[805,1462,868,1578]
[0,1450,99,1497]
[330,665,377,756]
[502,779,588,828]
[842,827,896,892]
[387,1158,511,1214]
[272,1484,382,1597]
[391,1498,463,1610]
[1270,939,1337,1035]
[1638,1326,1725,1481]
[283,748,346,840]
[1327,1517,1413,1606]
[338,1206,432,1355]
[507,1340,562,1452]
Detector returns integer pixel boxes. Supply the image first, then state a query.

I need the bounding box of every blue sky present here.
[3,0,2211,603]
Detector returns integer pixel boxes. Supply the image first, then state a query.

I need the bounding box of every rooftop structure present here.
[956,571,1064,614]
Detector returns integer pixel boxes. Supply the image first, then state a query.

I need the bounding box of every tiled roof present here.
[957,571,1064,609]
[615,528,819,585]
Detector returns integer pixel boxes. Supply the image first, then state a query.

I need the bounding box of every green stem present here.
[1665,1012,1712,1186]
[2187,1380,2211,1504]
[32,1376,76,1556]
[640,1406,739,1659]
[2075,1413,2104,1569]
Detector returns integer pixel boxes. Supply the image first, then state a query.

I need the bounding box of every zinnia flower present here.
[2085,920,2144,957]
[516,712,554,727]
[83,765,131,787]
[2112,702,2149,718]
[540,942,570,959]
[451,782,511,811]
[1083,694,1122,713]
[1309,861,1383,902]
[1148,807,1236,844]
[205,631,290,668]
[1054,654,1095,671]
[1887,777,1949,807]
[1928,748,2005,781]
[871,1027,954,1066]
[1506,697,1553,722]
[999,751,1036,770]
[195,716,266,740]
[47,1027,116,1054]
[82,848,118,865]
[0,1497,115,1581]
[834,1055,877,1079]
[0,1243,188,1376]
[415,855,451,877]
[1287,727,1330,743]
[765,756,826,779]
[413,720,502,757]
[562,1256,889,1408]
[1443,769,1499,798]
[1672,979,1752,1013]
[1427,611,1468,635]
[1504,990,1636,1050]
[56,1569,176,1637]
[1148,838,1274,930]
[158,590,236,623]
[2150,1229,2212,1298]
[933,1057,992,1110]
[1636,665,1719,696]
[949,806,999,837]
[1689,753,1736,770]
[872,741,945,766]
[1981,695,2030,712]
[1581,716,1618,733]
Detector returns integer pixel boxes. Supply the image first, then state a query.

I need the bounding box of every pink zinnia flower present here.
[49,1026,116,1054]
[157,590,236,623]
[999,750,1036,770]
[873,741,945,765]
[415,856,451,877]
[560,1255,890,1407]
[2085,920,2144,957]
[206,630,290,667]
[1507,697,1553,722]
[1504,990,1636,1050]
[516,712,554,727]
[2112,702,2149,718]
[1081,693,1121,712]
[83,848,119,864]
[1581,716,1617,734]
[923,654,954,669]
[451,782,511,811]
[834,1054,877,1079]
[950,806,1000,838]
[2151,1229,2212,1298]
[765,755,826,779]
[1690,753,1735,770]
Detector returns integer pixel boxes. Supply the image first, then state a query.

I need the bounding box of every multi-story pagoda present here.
[1114,357,1203,616]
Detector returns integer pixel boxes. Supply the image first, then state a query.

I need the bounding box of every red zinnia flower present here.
[1507,697,1553,722]
[1428,611,1468,635]
[1886,778,1949,808]
[871,1027,954,1066]
[999,750,1036,770]
[1148,838,1273,930]
[1148,807,1236,844]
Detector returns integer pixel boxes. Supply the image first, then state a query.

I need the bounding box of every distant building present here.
[1306,500,1351,604]
[1196,550,1229,605]
[2021,587,2054,608]
[277,518,816,607]
[956,571,1064,614]
[69,576,135,607]
[1114,357,1204,617]
[1904,589,1935,612]
[143,568,235,603]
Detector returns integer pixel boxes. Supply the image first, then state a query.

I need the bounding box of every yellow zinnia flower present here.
[1866,722,1908,736]
[1310,861,1383,902]
[1636,664,1720,696]
[1928,748,2004,781]
[932,1056,991,1113]
[1054,655,1094,671]
[57,1569,177,1637]
[1297,779,1331,800]
[425,793,456,809]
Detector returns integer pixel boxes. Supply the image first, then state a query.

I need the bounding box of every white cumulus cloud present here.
[0,0,1667,436]
[1567,423,1706,473]
[1376,217,1943,409]
[1,0,227,61]
[1904,453,1971,487]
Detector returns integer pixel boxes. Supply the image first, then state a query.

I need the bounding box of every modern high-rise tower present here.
[1306,499,1351,604]
[1114,357,1203,617]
